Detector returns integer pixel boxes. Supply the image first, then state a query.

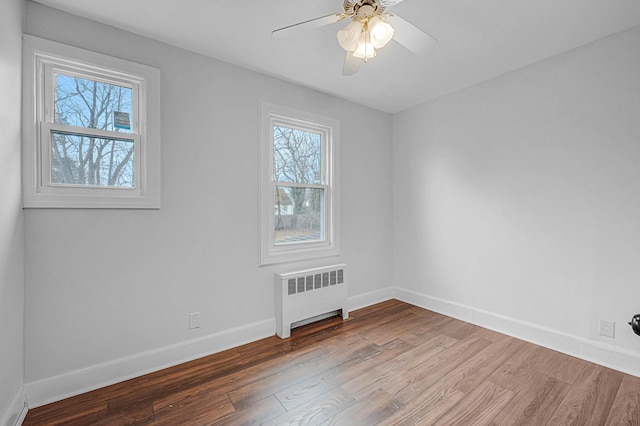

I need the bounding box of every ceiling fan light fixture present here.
[272,0,438,75]
[368,16,394,48]
[337,20,363,51]
[353,31,376,59]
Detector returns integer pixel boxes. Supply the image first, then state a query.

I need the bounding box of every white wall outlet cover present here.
[599,319,615,338]
[189,312,200,329]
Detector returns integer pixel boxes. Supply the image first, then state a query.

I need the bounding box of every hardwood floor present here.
[24,300,640,425]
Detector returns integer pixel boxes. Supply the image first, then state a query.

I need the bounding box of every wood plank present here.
[328,387,404,425]
[388,337,494,405]
[152,391,234,425]
[377,336,521,425]
[338,335,492,426]
[99,400,156,425]
[491,371,570,425]
[432,380,515,425]
[274,338,412,411]
[23,400,108,426]
[547,364,624,426]
[395,315,457,346]
[22,300,640,425]
[263,387,357,426]
[376,376,465,425]
[443,320,500,341]
[488,341,544,392]
[448,335,526,394]
[216,395,286,426]
[228,332,373,408]
[341,334,456,397]
[605,374,640,425]
[359,310,422,345]
[537,348,590,385]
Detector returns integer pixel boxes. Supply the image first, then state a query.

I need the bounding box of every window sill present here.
[23,192,160,209]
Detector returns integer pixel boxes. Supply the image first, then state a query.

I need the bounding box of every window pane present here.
[51,132,135,187]
[273,125,321,184]
[274,186,324,244]
[55,72,133,133]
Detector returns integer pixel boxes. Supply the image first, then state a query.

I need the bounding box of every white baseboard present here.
[348,287,394,312]
[27,287,637,411]
[1,386,27,426]
[15,404,28,426]
[394,287,640,378]
[25,318,275,408]
[23,289,395,409]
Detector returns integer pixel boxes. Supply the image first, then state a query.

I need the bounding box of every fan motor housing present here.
[344,0,384,16]
[630,314,640,336]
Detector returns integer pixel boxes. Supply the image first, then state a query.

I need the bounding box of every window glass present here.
[274,186,324,244]
[273,125,321,184]
[55,71,133,133]
[51,132,135,187]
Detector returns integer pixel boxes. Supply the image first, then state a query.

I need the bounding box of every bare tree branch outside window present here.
[273,125,323,243]
[53,73,135,187]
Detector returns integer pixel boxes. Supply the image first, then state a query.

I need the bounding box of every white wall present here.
[0,0,25,424]
[393,26,640,376]
[23,2,393,405]
[23,0,639,409]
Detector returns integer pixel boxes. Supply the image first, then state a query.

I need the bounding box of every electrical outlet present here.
[599,319,615,338]
[189,312,200,329]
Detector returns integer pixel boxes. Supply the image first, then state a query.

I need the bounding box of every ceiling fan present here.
[272,0,437,75]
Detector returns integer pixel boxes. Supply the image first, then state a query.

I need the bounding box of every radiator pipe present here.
[629,314,640,336]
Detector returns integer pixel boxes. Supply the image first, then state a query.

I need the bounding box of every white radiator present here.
[275,264,348,338]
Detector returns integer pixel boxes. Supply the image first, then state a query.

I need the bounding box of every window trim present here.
[22,35,161,208]
[259,102,340,266]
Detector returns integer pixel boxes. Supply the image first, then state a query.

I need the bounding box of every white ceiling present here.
[33,0,640,113]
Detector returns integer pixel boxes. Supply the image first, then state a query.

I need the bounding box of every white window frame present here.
[259,102,340,265]
[22,35,161,208]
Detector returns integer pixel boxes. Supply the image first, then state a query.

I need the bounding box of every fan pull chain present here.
[364,22,370,63]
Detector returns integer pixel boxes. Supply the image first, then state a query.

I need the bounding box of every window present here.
[260,102,340,265]
[22,35,160,208]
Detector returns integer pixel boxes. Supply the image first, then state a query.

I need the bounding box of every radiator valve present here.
[629,314,640,336]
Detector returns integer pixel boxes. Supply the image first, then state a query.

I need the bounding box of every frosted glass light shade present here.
[368,16,394,49]
[337,21,363,51]
[353,32,376,59]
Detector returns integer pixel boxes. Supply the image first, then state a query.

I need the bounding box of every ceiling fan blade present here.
[387,14,437,56]
[378,0,408,7]
[272,13,345,38]
[342,51,362,76]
